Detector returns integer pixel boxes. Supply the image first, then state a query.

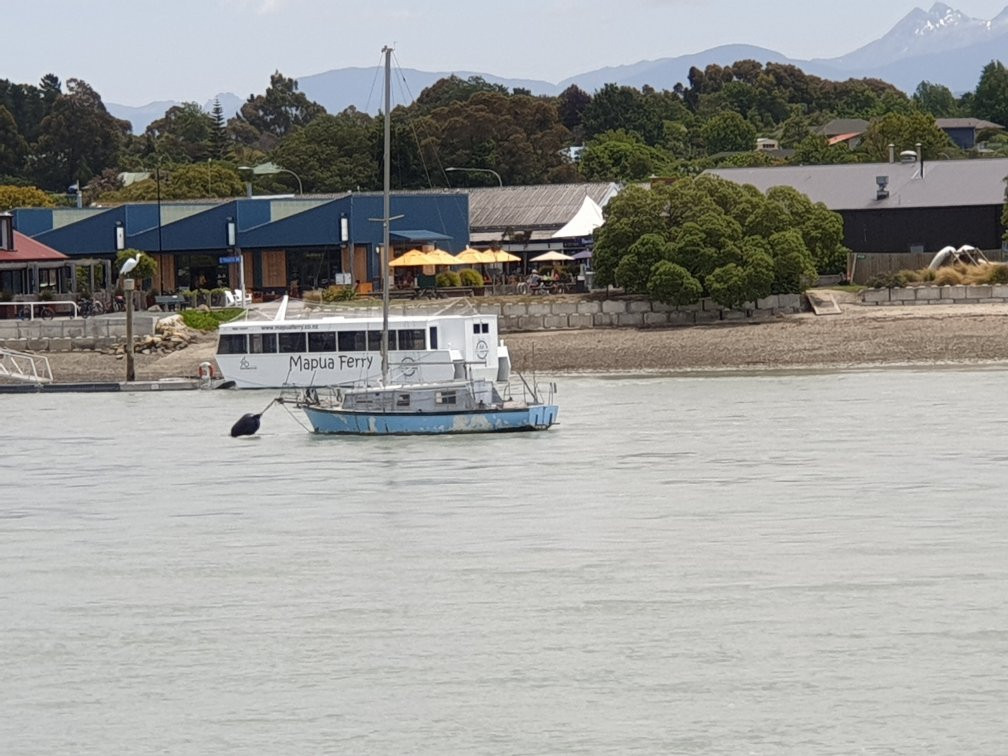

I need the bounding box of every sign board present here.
[219,256,242,264]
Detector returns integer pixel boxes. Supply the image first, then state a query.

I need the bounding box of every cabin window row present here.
[218,328,431,355]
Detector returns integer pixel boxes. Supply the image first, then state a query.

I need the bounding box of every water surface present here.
[3,370,1007,754]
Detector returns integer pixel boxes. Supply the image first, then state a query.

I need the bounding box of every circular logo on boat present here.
[400,356,417,377]
[475,339,489,360]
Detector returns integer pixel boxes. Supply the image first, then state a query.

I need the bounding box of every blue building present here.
[13,191,469,298]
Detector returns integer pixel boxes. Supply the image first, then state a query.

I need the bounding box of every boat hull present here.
[302,404,558,435]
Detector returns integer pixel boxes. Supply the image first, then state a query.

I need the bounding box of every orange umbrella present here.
[389,248,436,267]
[487,249,521,263]
[455,247,496,264]
[424,247,463,266]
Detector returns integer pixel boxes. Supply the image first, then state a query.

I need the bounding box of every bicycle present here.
[18,304,54,320]
[78,298,105,317]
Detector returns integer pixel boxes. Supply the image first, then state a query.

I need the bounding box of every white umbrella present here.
[530,250,574,262]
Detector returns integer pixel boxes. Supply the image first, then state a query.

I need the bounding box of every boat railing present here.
[506,371,555,406]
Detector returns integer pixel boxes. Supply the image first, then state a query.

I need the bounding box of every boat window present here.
[278,332,306,353]
[367,330,397,350]
[435,391,457,405]
[471,322,490,334]
[397,329,425,350]
[396,393,410,407]
[249,333,277,354]
[429,327,438,350]
[308,331,337,352]
[218,334,247,354]
[338,330,366,351]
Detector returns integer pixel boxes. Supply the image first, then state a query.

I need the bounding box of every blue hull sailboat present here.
[295,46,558,436]
[300,378,558,435]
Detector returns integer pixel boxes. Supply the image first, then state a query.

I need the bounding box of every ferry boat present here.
[214,298,511,389]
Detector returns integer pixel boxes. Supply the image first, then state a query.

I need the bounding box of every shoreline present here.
[11,298,1008,384]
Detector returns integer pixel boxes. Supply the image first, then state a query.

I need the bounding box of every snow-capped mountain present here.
[821,3,1008,70]
[108,3,1008,132]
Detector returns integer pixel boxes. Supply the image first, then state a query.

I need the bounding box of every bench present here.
[388,289,420,300]
[433,286,475,299]
[154,294,187,311]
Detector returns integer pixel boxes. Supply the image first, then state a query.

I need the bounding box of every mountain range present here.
[108,3,1008,133]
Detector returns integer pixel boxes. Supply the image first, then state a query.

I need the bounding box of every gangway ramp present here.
[0,347,53,384]
[805,290,842,315]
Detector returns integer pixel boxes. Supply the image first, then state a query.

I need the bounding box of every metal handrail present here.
[2,300,79,319]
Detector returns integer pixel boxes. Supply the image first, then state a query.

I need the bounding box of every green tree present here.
[972,60,1008,127]
[592,184,673,287]
[706,263,750,309]
[145,102,215,163]
[700,111,757,154]
[790,134,857,165]
[614,233,671,294]
[593,175,837,298]
[646,260,702,305]
[423,92,576,187]
[768,229,817,292]
[210,98,229,158]
[579,129,677,181]
[555,84,591,138]
[912,81,960,117]
[272,109,378,192]
[0,106,28,179]
[31,78,129,190]
[102,162,244,201]
[857,111,955,161]
[412,75,509,113]
[232,71,325,150]
[0,184,55,210]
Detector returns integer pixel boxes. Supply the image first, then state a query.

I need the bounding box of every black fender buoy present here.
[230,413,261,437]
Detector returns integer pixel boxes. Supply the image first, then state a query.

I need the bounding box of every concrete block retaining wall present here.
[0,314,161,353]
[860,285,1008,306]
[494,294,803,332]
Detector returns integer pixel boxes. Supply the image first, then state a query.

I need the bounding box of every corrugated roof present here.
[817,118,868,137]
[2,231,69,261]
[706,158,1008,211]
[827,133,860,146]
[466,183,619,233]
[935,117,1004,130]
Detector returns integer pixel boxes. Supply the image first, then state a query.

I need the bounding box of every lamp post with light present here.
[445,166,503,187]
[238,163,303,194]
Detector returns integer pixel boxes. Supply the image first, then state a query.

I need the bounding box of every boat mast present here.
[380,45,392,384]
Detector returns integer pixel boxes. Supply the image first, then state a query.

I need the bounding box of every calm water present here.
[2,369,1007,754]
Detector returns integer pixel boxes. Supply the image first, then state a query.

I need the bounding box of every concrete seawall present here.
[860,284,1008,305]
[488,294,804,332]
[0,314,161,353]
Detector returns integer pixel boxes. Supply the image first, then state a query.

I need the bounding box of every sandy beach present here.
[21,293,1008,383]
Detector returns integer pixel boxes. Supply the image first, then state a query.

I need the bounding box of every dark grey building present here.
[707,157,1008,255]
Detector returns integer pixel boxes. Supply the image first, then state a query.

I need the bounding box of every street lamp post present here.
[239,163,303,195]
[445,166,503,187]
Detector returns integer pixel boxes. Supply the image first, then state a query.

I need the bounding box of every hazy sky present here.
[8,0,1008,105]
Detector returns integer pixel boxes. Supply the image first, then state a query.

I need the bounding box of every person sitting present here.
[527,270,543,293]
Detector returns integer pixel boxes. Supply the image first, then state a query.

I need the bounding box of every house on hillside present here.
[934,117,1004,150]
[817,118,869,149]
[706,157,1008,280]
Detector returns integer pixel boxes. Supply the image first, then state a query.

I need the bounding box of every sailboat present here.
[296,47,558,436]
